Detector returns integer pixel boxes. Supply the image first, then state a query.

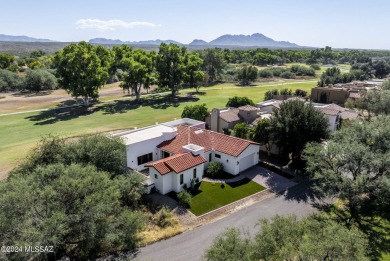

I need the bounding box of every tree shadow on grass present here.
[54,98,84,108]
[12,90,54,97]
[100,100,140,114]
[25,105,99,125]
[150,96,199,110]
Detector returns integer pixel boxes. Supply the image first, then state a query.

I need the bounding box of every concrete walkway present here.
[203,165,297,193]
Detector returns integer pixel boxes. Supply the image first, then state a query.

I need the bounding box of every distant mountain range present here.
[0,34,54,42]
[88,38,183,46]
[89,33,302,48]
[0,33,302,48]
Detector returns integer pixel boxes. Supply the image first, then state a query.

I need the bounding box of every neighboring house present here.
[205,105,260,133]
[256,99,360,133]
[113,118,260,195]
[310,80,384,105]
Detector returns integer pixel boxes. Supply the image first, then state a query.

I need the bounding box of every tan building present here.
[310,80,384,105]
[205,105,260,133]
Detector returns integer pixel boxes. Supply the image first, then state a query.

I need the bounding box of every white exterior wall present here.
[207,144,260,175]
[149,168,174,195]
[150,164,204,195]
[259,105,276,113]
[325,114,339,132]
[126,133,175,171]
[235,144,259,174]
[174,164,204,192]
[211,144,260,175]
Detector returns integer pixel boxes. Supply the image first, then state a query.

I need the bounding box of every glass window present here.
[209,154,212,161]
[180,174,183,185]
[137,153,153,165]
[155,174,158,179]
[193,168,197,179]
[215,153,221,159]
[161,150,170,159]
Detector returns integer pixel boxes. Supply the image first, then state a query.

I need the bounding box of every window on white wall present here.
[137,153,153,165]
[193,168,197,179]
[215,154,221,159]
[180,174,183,185]
[155,174,158,179]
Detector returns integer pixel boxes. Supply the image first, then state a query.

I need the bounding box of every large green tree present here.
[204,228,253,261]
[120,49,155,100]
[270,99,329,167]
[54,42,113,105]
[201,48,225,82]
[0,163,145,260]
[304,117,390,218]
[236,64,258,86]
[226,96,255,108]
[181,103,209,121]
[24,69,58,92]
[233,122,249,139]
[14,134,128,178]
[204,215,369,261]
[183,52,204,92]
[156,43,187,96]
[0,53,15,70]
[250,119,272,156]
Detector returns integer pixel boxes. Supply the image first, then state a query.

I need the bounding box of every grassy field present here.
[0,81,315,178]
[189,179,265,216]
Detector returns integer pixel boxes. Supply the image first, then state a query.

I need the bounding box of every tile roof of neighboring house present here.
[158,125,258,157]
[238,105,258,111]
[349,92,361,99]
[340,110,360,120]
[316,107,340,116]
[145,153,206,175]
[323,103,347,111]
[219,108,240,123]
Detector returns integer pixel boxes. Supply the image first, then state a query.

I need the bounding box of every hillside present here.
[0,34,54,42]
[89,38,183,45]
[208,33,299,47]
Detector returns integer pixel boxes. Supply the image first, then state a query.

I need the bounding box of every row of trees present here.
[318,61,390,87]
[204,215,369,261]
[54,42,205,104]
[0,135,146,260]
[264,88,307,100]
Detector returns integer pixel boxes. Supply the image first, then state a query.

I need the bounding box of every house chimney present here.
[210,108,220,132]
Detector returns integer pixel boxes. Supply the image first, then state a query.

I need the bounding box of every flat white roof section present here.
[114,125,176,145]
[162,118,205,127]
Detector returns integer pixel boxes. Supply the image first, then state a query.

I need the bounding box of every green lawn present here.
[189,178,266,216]
[0,81,315,177]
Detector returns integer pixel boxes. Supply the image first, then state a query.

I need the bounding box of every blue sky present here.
[1,0,389,49]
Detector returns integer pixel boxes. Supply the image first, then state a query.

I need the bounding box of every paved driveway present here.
[136,182,318,261]
[240,166,297,193]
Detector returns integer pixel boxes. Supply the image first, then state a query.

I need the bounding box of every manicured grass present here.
[189,178,265,216]
[0,81,315,177]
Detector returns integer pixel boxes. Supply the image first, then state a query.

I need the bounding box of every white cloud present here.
[76,19,160,31]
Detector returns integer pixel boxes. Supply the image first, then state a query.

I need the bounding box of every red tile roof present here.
[145,153,206,175]
[158,126,258,157]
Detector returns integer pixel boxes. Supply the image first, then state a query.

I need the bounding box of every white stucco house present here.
[112,118,260,195]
